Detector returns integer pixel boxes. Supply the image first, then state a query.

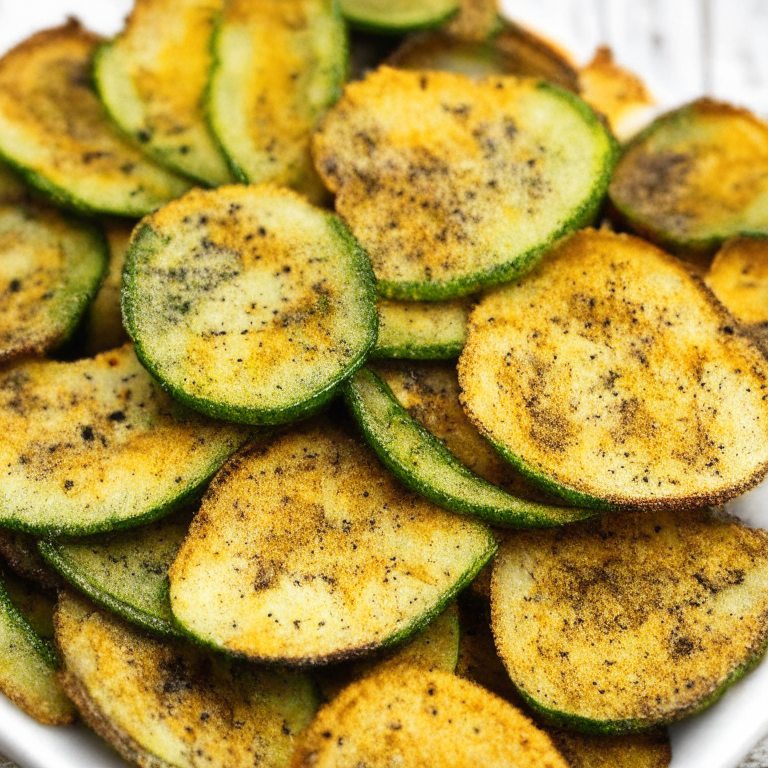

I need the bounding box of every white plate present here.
[0,2,766,767]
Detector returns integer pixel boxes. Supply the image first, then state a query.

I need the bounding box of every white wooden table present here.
[0,0,766,766]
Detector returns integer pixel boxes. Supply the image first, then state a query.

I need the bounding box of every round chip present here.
[0,344,249,536]
[291,665,569,767]
[492,509,768,733]
[123,185,377,425]
[168,417,497,665]
[608,99,768,253]
[313,67,616,299]
[459,228,768,509]
[56,593,319,768]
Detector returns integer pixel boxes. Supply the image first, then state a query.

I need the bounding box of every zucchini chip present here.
[84,219,133,355]
[346,367,594,527]
[388,23,579,91]
[168,417,497,665]
[0,573,75,725]
[292,666,569,768]
[459,228,768,509]
[0,189,107,362]
[608,99,768,253]
[317,602,459,701]
[578,47,655,142]
[39,509,192,637]
[492,509,768,733]
[56,593,319,768]
[0,22,191,217]
[706,236,768,330]
[339,0,460,33]
[0,344,249,537]
[207,0,346,202]
[0,529,62,592]
[314,67,616,299]
[123,186,377,426]
[373,298,470,359]
[94,0,234,187]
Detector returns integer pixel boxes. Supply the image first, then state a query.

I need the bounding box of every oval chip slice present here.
[0,22,191,216]
[169,417,497,665]
[123,185,377,426]
[314,67,616,299]
[291,665,569,768]
[492,509,768,733]
[39,509,192,637]
[207,0,346,202]
[94,0,235,186]
[0,188,107,362]
[459,228,768,509]
[0,572,74,725]
[608,99,768,254]
[0,344,249,536]
[56,592,319,768]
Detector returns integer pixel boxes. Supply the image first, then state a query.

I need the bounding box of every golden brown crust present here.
[549,729,672,768]
[492,509,768,728]
[579,46,655,141]
[459,228,768,509]
[291,666,569,768]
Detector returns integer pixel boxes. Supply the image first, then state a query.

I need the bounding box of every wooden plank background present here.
[0,0,767,766]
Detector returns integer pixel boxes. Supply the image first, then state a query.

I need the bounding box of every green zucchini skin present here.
[122,188,378,426]
[38,511,191,638]
[341,4,459,34]
[344,367,598,527]
[371,299,470,360]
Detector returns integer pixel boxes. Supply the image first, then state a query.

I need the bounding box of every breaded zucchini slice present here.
[38,510,192,637]
[316,602,459,701]
[0,194,107,362]
[578,47,655,142]
[0,344,249,537]
[207,0,346,203]
[0,573,75,725]
[388,23,579,91]
[0,529,62,592]
[168,417,497,665]
[94,0,234,187]
[340,0,459,33]
[459,228,768,509]
[0,22,191,217]
[0,159,27,204]
[292,665,569,768]
[373,298,470,359]
[56,593,319,768]
[706,236,768,327]
[609,99,768,253]
[346,367,595,527]
[314,68,616,300]
[84,219,133,355]
[123,186,377,426]
[492,509,768,733]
